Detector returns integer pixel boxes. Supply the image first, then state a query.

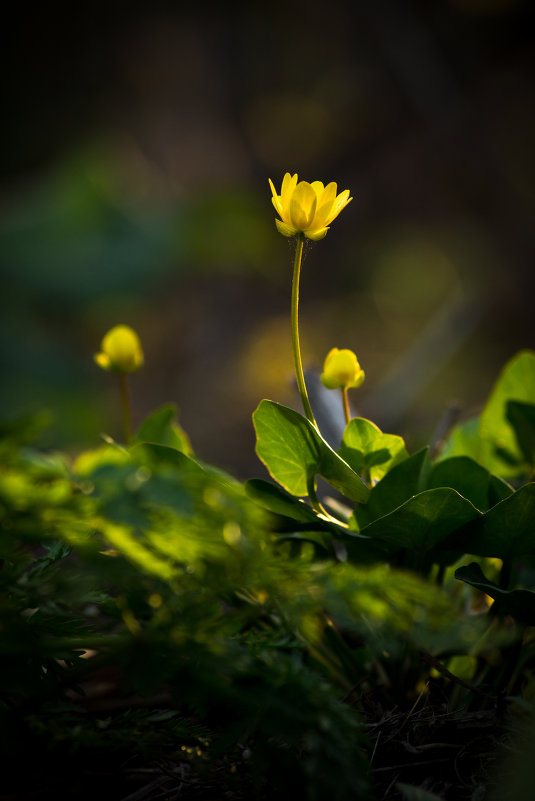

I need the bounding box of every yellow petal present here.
[349,369,365,389]
[305,226,329,240]
[320,372,340,389]
[290,181,317,230]
[321,347,364,389]
[325,190,352,225]
[94,352,111,370]
[275,219,298,237]
[271,195,283,217]
[281,172,298,204]
[310,181,325,199]
[312,182,338,228]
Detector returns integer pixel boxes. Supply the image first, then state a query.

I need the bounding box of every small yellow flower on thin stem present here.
[269,173,353,428]
[94,325,144,443]
[269,173,353,241]
[321,348,365,426]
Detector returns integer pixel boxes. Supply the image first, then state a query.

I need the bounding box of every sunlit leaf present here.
[440,350,535,479]
[253,400,369,503]
[338,417,408,483]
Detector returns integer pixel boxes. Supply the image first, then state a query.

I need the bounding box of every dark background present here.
[2,0,534,477]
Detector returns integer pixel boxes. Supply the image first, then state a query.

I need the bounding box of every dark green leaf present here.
[451,483,535,560]
[245,478,320,524]
[357,488,480,554]
[455,562,535,625]
[352,449,431,530]
[428,456,513,512]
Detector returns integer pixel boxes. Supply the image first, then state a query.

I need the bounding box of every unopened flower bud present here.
[94,325,144,374]
[321,348,365,390]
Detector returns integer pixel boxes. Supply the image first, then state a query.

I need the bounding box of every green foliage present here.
[439,350,535,480]
[455,562,535,625]
[3,349,535,799]
[253,399,369,502]
[338,416,408,483]
[131,402,192,454]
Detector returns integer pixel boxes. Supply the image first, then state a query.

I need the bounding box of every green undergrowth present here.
[2,351,535,800]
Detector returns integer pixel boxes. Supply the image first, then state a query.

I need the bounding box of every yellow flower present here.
[321,348,365,390]
[94,325,144,373]
[269,172,352,240]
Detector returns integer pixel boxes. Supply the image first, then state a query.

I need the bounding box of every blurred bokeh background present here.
[2,0,534,477]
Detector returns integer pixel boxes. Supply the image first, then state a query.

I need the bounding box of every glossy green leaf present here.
[480,350,535,451]
[440,350,535,478]
[437,416,494,469]
[338,417,408,483]
[132,403,192,454]
[427,456,513,512]
[245,478,375,557]
[357,488,480,554]
[245,478,320,524]
[455,562,535,625]
[253,400,369,503]
[451,483,535,560]
[352,449,431,530]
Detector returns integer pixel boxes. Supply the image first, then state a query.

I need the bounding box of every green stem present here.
[291,233,317,428]
[306,474,347,526]
[341,387,351,425]
[119,373,133,444]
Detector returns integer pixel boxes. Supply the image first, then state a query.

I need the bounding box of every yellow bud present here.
[320,348,365,390]
[94,325,144,374]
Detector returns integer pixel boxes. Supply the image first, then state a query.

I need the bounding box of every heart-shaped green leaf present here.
[427,456,513,512]
[357,488,480,553]
[440,350,535,478]
[353,448,431,530]
[253,400,369,503]
[338,417,408,483]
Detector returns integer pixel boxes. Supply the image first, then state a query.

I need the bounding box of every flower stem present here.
[341,387,351,426]
[291,233,317,427]
[118,373,133,444]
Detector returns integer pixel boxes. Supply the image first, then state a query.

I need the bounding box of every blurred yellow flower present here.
[94,325,144,374]
[321,348,365,390]
[269,173,352,240]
